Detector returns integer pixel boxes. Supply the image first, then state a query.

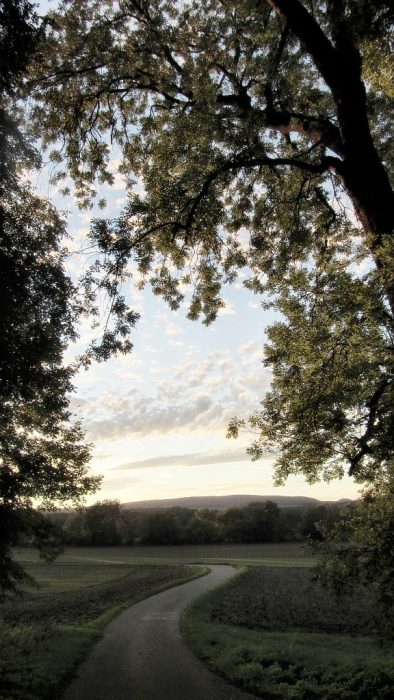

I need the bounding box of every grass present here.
[182,567,394,699]
[209,566,373,635]
[7,543,392,699]
[0,553,206,700]
[13,542,314,568]
[0,543,310,699]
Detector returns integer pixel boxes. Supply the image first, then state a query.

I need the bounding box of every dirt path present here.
[62,565,257,700]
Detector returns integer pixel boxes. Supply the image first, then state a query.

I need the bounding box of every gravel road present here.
[62,565,257,700]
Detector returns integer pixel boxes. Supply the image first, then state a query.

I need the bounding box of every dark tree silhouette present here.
[0,0,100,597]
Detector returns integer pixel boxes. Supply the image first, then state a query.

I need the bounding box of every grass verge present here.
[0,563,206,700]
[182,567,394,699]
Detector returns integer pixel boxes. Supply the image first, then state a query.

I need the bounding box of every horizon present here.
[98,491,357,508]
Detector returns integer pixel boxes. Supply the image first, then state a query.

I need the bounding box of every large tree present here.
[27,0,393,619]
[29,0,393,482]
[0,0,101,596]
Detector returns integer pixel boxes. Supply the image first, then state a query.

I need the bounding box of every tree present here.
[28,0,393,480]
[26,1,393,620]
[244,500,282,542]
[81,500,128,545]
[186,508,221,543]
[299,504,344,542]
[0,0,101,597]
[219,501,281,542]
[219,506,249,542]
[142,508,184,544]
[314,471,394,638]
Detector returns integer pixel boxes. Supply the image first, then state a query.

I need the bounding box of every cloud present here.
[165,322,183,336]
[73,329,271,446]
[84,394,216,439]
[113,447,253,471]
[77,337,272,441]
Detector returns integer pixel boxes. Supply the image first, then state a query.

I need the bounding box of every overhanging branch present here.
[184,150,342,233]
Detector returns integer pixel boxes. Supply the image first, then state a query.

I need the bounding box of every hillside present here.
[121,494,349,511]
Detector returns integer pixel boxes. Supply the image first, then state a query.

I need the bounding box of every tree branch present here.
[216,93,343,156]
[349,378,391,476]
[267,0,340,91]
[183,151,342,233]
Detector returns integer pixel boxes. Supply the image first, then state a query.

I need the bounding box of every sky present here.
[33,1,361,506]
[35,160,361,507]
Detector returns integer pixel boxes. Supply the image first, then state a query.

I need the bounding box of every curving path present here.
[62,565,257,700]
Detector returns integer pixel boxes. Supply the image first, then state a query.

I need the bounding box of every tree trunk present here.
[268,0,394,312]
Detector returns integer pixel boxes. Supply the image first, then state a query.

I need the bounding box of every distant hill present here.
[121,494,350,511]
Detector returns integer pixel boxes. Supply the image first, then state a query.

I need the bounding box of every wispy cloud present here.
[113,447,252,470]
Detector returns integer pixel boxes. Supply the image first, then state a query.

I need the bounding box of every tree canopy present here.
[29,0,393,487]
[0,0,101,596]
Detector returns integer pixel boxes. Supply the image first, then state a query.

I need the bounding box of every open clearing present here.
[61,565,257,700]
[2,543,304,700]
[13,542,314,570]
[2,544,393,699]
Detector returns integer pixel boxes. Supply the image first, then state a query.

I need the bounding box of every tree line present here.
[38,500,350,547]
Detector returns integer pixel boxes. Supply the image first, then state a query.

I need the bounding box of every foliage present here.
[0,0,40,96]
[65,500,129,545]
[314,471,394,638]
[186,508,222,544]
[0,0,101,598]
[220,501,282,543]
[141,508,185,545]
[49,499,335,546]
[228,252,394,485]
[299,504,346,542]
[28,0,393,481]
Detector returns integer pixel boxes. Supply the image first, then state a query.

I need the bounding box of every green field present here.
[3,543,305,700]
[183,566,394,699]
[3,544,393,700]
[13,541,314,569]
[1,548,208,700]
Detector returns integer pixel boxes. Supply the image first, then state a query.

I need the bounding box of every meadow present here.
[1,543,308,700]
[2,543,393,699]
[183,566,394,699]
[0,547,210,700]
[12,541,314,567]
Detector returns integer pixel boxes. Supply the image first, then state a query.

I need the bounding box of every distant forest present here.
[30,500,355,547]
